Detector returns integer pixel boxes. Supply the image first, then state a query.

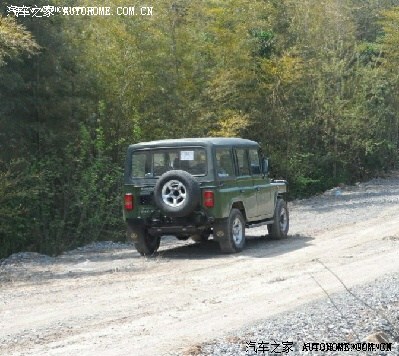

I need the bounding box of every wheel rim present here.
[161,180,187,207]
[232,217,243,245]
[279,207,288,232]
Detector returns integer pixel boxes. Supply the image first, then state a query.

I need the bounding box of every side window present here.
[132,151,150,178]
[249,149,261,175]
[235,148,250,176]
[153,152,169,176]
[215,148,235,178]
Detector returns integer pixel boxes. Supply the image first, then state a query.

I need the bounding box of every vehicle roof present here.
[128,137,259,149]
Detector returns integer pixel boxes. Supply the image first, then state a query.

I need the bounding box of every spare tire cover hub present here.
[154,170,200,217]
[162,180,187,207]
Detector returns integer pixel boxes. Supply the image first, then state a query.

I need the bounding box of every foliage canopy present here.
[1,0,399,257]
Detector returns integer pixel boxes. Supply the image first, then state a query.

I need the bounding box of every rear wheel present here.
[217,209,246,253]
[176,236,190,241]
[128,224,160,256]
[191,230,211,243]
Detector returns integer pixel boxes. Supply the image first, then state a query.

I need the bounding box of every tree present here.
[0,15,39,66]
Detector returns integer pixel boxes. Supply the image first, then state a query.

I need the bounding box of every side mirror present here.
[262,158,269,175]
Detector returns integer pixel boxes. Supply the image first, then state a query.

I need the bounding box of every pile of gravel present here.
[0,241,136,283]
[194,273,399,356]
[61,241,132,255]
[0,252,53,267]
[0,241,132,265]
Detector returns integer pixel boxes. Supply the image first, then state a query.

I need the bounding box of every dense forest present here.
[1,0,399,258]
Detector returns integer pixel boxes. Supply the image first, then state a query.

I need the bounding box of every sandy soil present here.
[1,175,399,356]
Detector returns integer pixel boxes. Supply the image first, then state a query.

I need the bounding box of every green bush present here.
[0,124,125,259]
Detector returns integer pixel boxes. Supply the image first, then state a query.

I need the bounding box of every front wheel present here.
[268,199,289,239]
[217,209,246,253]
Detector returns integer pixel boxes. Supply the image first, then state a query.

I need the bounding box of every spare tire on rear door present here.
[154,170,200,217]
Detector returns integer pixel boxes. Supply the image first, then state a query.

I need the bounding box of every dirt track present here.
[1,174,399,356]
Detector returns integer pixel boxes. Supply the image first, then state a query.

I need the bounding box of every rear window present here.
[131,148,207,178]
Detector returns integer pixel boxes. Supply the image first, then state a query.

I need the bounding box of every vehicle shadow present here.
[157,234,314,260]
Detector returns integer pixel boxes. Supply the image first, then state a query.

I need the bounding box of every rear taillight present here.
[124,193,134,210]
[203,190,214,208]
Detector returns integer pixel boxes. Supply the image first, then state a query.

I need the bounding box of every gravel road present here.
[194,272,399,356]
[1,172,399,355]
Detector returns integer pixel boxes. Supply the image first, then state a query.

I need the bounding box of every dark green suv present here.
[123,138,289,255]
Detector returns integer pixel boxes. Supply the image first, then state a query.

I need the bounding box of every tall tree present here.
[0,15,39,66]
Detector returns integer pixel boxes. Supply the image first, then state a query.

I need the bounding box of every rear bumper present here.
[126,213,215,237]
[148,225,206,236]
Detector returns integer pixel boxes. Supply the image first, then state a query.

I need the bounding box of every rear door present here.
[248,148,274,218]
[234,147,258,221]
[213,147,237,218]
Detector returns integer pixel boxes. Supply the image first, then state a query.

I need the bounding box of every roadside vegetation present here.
[1,0,399,258]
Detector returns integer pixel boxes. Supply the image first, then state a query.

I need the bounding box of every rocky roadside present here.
[181,273,399,356]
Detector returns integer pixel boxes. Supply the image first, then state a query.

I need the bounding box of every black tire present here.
[127,224,160,256]
[191,230,211,243]
[268,199,289,239]
[154,170,200,217]
[176,236,190,241]
[216,209,246,253]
